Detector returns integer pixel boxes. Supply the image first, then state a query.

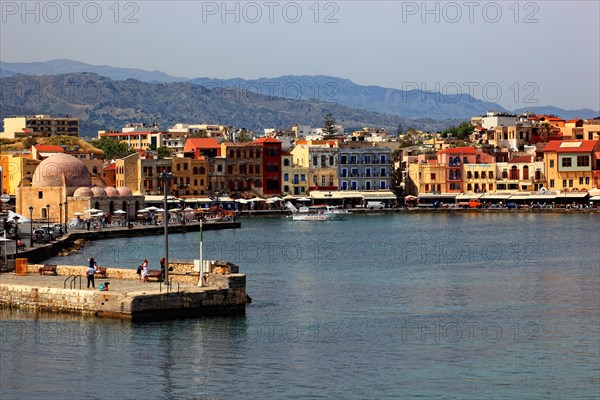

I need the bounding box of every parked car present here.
[366,201,385,210]
[505,202,519,209]
[50,223,62,235]
[40,226,56,240]
[33,229,50,243]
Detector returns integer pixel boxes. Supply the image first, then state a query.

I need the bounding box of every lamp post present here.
[13,216,19,254]
[64,198,68,234]
[46,204,50,238]
[28,206,34,247]
[160,172,175,285]
[58,203,63,236]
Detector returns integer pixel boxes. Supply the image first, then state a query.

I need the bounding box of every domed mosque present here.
[16,154,144,225]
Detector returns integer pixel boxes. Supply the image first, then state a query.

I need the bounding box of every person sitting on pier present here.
[16,239,26,250]
[98,282,110,291]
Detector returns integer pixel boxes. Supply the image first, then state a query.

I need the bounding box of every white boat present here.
[285,202,344,221]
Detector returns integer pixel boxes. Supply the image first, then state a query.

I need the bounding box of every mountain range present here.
[1,73,457,136]
[1,59,598,133]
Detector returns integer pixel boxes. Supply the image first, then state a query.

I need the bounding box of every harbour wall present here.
[0,266,248,321]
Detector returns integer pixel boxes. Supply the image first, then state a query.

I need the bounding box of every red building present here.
[254,137,282,195]
[183,138,221,159]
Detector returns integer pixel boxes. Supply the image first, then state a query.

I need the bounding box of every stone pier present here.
[0,262,249,321]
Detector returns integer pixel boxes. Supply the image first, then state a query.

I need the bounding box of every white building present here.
[481,111,517,130]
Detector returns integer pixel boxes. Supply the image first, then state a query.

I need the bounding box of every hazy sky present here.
[1,1,599,110]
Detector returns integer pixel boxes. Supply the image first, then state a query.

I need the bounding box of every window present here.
[341,168,347,177]
[467,171,472,179]
[284,173,289,181]
[301,174,306,181]
[313,156,318,167]
[425,184,429,192]
[474,171,479,179]
[510,166,519,180]
[489,171,493,179]
[577,156,589,167]
[561,158,572,167]
[488,184,493,191]
[431,173,436,180]
[569,180,573,188]
[550,160,554,168]
[585,177,590,185]
[283,158,290,166]
[321,176,326,186]
[329,156,334,166]
[481,171,486,179]
[341,155,347,164]
[228,165,233,174]
[449,171,454,180]
[467,184,472,191]
[579,177,584,185]
[562,179,567,187]
[38,191,43,199]
[522,166,529,180]
[380,181,386,189]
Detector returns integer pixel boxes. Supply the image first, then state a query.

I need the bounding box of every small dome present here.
[105,186,120,197]
[117,186,133,196]
[32,154,92,188]
[91,186,107,197]
[73,187,94,197]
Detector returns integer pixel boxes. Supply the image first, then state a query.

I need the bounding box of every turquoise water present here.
[2,214,599,399]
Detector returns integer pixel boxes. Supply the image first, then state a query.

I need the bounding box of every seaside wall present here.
[1,266,248,320]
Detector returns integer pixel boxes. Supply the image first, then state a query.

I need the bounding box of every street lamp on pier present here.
[46,204,50,237]
[13,216,19,254]
[58,203,63,236]
[29,206,34,247]
[160,172,175,285]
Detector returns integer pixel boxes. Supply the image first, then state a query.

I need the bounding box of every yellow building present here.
[462,163,497,193]
[171,156,209,197]
[0,153,41,195]
[1,115,79,139]
[291,144,338,192]
[543,140,600,191]
[495,156,545,192]
[406,159,446,195]
[281,153,309,196]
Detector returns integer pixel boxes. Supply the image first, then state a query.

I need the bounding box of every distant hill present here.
[0,59,189,84]
[189,75,509,120]
[512,106,599,120]
[0,73,458,137]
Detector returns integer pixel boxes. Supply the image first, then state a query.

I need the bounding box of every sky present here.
[1,0,599,110]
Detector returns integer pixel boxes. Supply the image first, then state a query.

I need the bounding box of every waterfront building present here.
[543,140,600,192]
[292,144,338,192]
[0,153,41,196]
[221,142,263,195]
[208,157,227,194]
[495,155,545,192]
[338,144,392,191]
[171,156,209,197]
[281,153,309,196]
[437,147,494,194]
[15,153,142,222]
[254,137,282,196]
[1,115,79,139]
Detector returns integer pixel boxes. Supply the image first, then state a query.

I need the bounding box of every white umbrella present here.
[8,210,29,223]
[113,210,127,214]
[84,208,102,213]
[297,198,311,202]
[155,208,165,213]
[137,209,149,213]
[145,206,159,211]
[266,200,276,204]
[183,207,194,212]
[283,195,296,200]
[236,199,248,204]
[73,212,84,216]
[250,198,266,202]
[169,208,180,213]
[267,196,283,201]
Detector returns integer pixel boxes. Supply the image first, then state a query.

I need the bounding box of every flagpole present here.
[197,218,204,287]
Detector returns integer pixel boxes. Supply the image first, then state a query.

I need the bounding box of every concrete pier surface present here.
[0,263,249,321]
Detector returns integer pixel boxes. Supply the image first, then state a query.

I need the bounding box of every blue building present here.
[338,146,393,191]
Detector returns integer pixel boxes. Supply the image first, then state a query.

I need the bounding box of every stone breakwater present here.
[0,264,248,321]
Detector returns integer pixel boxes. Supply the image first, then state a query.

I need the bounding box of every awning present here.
[310,190,362,199]
[145,195,181,202]
[526,195,557,201]
[455,193,483,201]
[184,197,212,203]
[361,190,397,200]
[590,196,600,201]
[480,194,512,200]
[556,193,589,199]
[418,193,457,199]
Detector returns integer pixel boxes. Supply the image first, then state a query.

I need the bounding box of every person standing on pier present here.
[87,257,98,288]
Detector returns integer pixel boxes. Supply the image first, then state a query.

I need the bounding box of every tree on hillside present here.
[322,113,338,138]
[156,146,172,158]
[396,122,404,136]
[91,136,133,159]
[441,121,474,140]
